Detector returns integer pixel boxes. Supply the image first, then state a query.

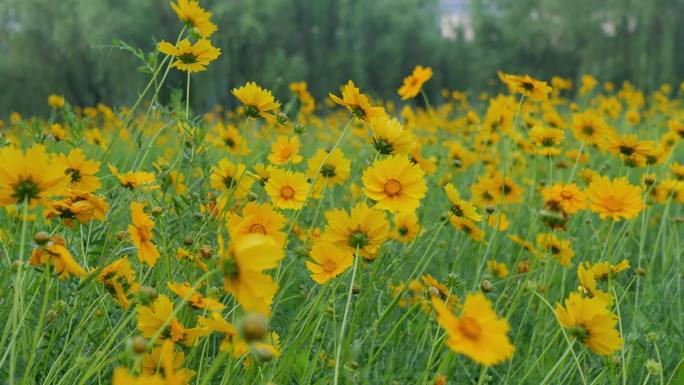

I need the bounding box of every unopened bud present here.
[645,359,661,375]
[150,206,163,217]
[34,231,50,245]
[276,112,288,125]
[132,336,148,354]
[480,279,494,293]
[200,245,213,259]
[352,285,361,295]
[242,313,267,341]
[116,231,128,241]
[635,266,646,276]
[183,236,194,246]
[137,286,157,305]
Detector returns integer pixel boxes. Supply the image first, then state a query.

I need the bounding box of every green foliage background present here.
[1,0,683,115]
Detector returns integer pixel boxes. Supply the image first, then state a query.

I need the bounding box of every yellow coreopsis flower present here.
[536,232,574,267]
[141,340,196,384]
[109,164,158,190]
[368,116,416,155]
[219,234,284,315]
[158,38,221,73]
[268,135,303,165]
[170,0,217,38]
[209,158,254,199]
[47,94,65,108]
[398,65,433,100]
[0,144,69,207]
[361,155,427,213]
[29,235,86,279]
[541,183,586,214]
[305,241,354,284]
[168,282,225,311]
[227,202,287,246]
[555,292,623,356]
[112,368,164,385]
[586,176,644,221]
[52,148,101,193]
[444,183,482,222]
[321,202,389,260]
[136,295,208,346]
[306,148,351,188]
[128,202,160,266]
[264,168,310,210]
[98,257,139,309]
[231,82,281,118]
[390,211,421,243]
[329,80,387,121]
[498,71,552,101]
[46,190,109,226]
[431,292,515,366]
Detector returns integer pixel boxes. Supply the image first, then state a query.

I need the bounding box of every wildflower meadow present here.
[1,1,684,385]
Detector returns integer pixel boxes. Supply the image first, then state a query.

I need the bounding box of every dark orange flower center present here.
[384,179,402,196]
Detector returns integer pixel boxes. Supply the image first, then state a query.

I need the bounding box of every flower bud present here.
[635,266,646,276]
[116,231,128,241]
[132,336,148,354]
[34,231,50,245]
[276,112,288,125]
[242,313,267,341]
[480,279,494,293]
[150,206,163,217]
[183,236,194,246]
[485,205,496,215]
[645,359,661,375]
[346,360,359,370]
[200,245,213,259]
[352,285,361,295]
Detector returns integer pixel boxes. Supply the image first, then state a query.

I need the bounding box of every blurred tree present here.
[1,0,684,116]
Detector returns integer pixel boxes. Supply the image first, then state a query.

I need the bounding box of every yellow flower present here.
[109,164,158,190]
[198,312,239,354]
[158,38,221,73]
[571,110,607,145]
[52,149,101,193]
[449,216,486,243]
[361,155,427,213]
[211,122,246,154]
[128,202,160,266]
[136,295,208,346]
[528,125,564,156]
[368,116,415,155]
[586,176,644,221]
[555,293,623,356]
[431,292,515,366]
[227,202,287,246]
[170,0,217,38]
[209,159,254,199]
[577,262,612,305]
[141,340,196,384]
[604,132,654,160]
[49,123,67,141]
[0,144,69,207]
[398,65,433,100]
[487,260,509,278]
[322,202,389,260]
[47,94,65,108]
[305,241,354,284]
[29,235,86,279]
[329,80,387,121]
[46,190,109,226]
[231,82,281,118]
[268,135,303,165]
[391,211,421,243]
[306,148,351,188]
[98,257,138,309]
[579,74,597,95]
[219,234,284,315]
[444,183,481,222]
[167,282,225,311]
[536,232,574,267]
[112,367,164,385]
[497,71,552,101]
[541,183,586,214]
[264,168,310,210]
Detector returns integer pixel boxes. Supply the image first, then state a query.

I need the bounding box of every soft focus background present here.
[1,0,683,115]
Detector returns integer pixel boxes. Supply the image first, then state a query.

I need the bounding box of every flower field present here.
[1,1,684,384]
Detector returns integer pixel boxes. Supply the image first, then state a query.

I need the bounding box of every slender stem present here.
[333,246,360,385]
[186,71,191,119]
